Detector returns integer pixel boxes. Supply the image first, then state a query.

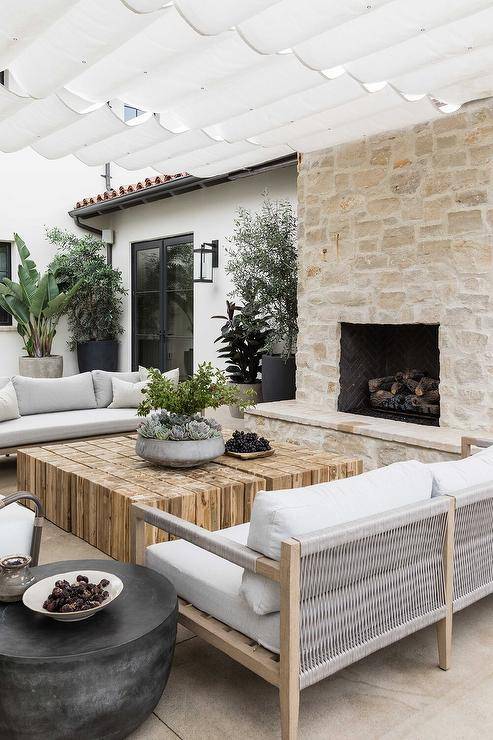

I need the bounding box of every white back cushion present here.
[12,373,97,416]
[91,370,141,407]
[247,460,433,561]
[0,380,20,422]
[241,460,433,615]
[109,378,147,409]
[428,446,493,495]
[0,494,35,558]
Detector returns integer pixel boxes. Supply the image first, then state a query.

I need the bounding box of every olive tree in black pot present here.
[212,300,270,417]
[47,228,126,372]
[226,195,298,402]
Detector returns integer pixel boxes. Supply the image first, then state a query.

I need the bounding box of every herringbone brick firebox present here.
[338,323,440,426]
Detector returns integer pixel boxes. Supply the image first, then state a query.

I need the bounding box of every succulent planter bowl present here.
[136,435,225,468]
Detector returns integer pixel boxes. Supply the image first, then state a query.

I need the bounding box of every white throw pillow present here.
[428,446,493,496]
[240,460,433,615]
[139,366,179,387]
[0,380,20,422]
[108,377,147,409]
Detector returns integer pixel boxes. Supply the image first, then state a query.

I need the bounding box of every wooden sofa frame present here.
[131,496,455,740]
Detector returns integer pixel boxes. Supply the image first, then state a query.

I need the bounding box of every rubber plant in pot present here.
[136,362,254,468]
[212,300,270,418]
[227,195,298,402]
[0,234,80,378]
[48,228,126,372]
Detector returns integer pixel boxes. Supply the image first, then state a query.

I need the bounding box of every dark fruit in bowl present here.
[225,431,271,454]
[42,575,110,613]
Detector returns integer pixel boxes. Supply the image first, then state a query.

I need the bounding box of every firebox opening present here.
[338,323,440,427]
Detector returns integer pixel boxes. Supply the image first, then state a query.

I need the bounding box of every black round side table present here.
[0,559,177,740]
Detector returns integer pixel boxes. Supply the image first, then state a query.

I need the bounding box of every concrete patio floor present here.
[3,450,493,739]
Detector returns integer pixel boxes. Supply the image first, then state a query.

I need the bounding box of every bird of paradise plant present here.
[0,234,80,357]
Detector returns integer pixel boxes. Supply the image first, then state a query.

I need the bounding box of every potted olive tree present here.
[136,362,254,468]
[48,228,126,372]
[0,234,79,377]
[226,195,298,402]
[212,300,270,418]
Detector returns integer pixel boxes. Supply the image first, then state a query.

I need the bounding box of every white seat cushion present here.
[146,523,280,653]
[0,408,140,449]
[428,445,493,495]
[241,460,433,615]
[0,494,34,558]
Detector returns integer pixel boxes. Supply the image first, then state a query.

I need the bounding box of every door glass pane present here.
[137,337,160,369]
[136,247,160,291]
[166,337,193,378]
[167,240,193,290]
[136,293,160,334]
[166,291,193,336]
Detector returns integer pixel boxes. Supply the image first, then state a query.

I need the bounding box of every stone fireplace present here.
[245,98,493,469]
[338,323,440,426]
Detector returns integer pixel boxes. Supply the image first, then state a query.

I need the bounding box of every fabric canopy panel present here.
[0,0,492,178]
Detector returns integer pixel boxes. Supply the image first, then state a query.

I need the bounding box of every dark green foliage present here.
[47,227,126,351]
[212,300,270,384]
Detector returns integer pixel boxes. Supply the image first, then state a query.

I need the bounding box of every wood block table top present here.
[17,434,363,562]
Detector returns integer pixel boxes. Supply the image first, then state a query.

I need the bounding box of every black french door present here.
[131,235,194,378]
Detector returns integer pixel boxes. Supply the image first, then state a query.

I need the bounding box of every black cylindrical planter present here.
[261,354,296,402]
[77,340,119,373]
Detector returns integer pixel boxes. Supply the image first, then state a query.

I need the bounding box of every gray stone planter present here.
[136,435,225,468]
[229,382,263,419]
[18,355,63,378]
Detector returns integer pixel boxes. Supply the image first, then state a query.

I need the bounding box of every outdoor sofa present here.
[131,438,493,740]
[0,370,143,455]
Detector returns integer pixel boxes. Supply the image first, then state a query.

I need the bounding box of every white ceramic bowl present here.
[22,570,124,622]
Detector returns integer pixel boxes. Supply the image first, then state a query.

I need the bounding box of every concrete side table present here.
[0,559,177,740]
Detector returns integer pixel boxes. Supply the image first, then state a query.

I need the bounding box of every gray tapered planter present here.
[229,381,263,419]
[136,435,225,468]
[19,355,63,378]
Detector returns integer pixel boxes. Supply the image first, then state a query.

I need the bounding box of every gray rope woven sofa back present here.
[296,497,450,690]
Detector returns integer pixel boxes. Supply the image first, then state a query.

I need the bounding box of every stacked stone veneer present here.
[296,98,493,430]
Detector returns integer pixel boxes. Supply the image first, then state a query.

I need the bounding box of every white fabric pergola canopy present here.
[1,0,493,178]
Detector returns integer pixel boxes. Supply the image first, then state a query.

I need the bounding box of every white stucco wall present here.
[102,165,297,372]
[0,147,154,377]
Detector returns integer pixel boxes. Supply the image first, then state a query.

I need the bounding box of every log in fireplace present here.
[338,323,440,426]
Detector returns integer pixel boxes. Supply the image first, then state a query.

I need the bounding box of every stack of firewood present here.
[368,369,439,416]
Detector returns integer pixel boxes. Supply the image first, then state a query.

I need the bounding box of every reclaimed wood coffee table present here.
[17,434,363,561]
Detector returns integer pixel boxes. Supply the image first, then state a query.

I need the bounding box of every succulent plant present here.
[137,411,222,442]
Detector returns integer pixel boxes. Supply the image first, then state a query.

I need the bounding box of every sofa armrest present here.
[461,435,493,458]
[130,503,280,581]
[0,491,44,566]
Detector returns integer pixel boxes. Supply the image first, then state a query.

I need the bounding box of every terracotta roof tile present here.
[75,173,188,209]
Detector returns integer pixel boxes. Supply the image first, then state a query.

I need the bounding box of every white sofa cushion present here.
[246,460,433,561]
[0,408,139,449]
[0,493,34,558]
[91,370,141,407]
[0,381,20,422]
[12,373,97,416]
[428,446,493,495]
[146,523,280,653]
[241,460,433,615]
[109,377,147,409]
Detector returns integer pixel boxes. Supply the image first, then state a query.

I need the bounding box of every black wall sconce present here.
[193,239,219,283]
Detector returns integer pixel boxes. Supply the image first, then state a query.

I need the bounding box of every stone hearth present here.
[247,98,493,465]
